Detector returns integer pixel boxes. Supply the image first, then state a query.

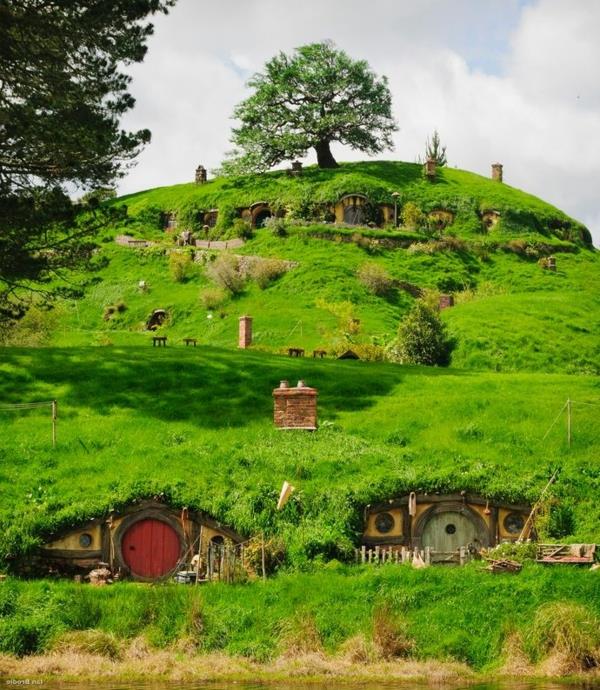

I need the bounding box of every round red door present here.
[121,518,181,578]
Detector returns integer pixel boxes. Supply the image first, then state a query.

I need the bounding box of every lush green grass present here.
[39,230,600,374]
[1,565,599,670]
[0,346,598,568]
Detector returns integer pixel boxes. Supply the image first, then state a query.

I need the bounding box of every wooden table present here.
[183,338,197,347]
[312,349,327,358]
[152,336,167,347]
[288,347,305,357]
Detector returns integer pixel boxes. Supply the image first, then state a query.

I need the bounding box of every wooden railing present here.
[355,545,472,566]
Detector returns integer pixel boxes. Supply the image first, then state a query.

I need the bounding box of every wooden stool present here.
[312,349,327,359]
[183,338,197,347]
[288,347,304,357]
[152,336,167,347]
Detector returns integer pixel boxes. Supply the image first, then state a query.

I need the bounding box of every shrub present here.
[357,262,394,296]
[169,251,194,283]
[0,305,61,345]
[264,216,288,237]
[231,218,253,239]
[401,202,425,231]
[200,287,229,310]
[206,253,245,294]
[250,259,288,289]
[391,302,452,365]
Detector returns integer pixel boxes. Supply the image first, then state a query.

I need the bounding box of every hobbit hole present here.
[146,309,167,330]
[339,194,368,225]
[38,501,243,582]
[362,494,530,563]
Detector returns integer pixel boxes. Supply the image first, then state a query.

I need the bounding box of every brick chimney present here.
[238,315,252,349]
[439,294,454,310]
[424,157,437,180]
[195,165,207,184]
[273,380,318,430]
[491,163,503,182]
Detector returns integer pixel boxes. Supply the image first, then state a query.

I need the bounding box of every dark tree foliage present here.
[223,41,397,173]
[0,0,174,322]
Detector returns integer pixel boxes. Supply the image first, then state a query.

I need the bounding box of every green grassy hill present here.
[13,160,595,374]
[1,346,598,566]
[1,161,599,674]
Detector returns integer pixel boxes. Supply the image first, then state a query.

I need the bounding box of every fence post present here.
[51,400,57,448]
[459,546,466,566]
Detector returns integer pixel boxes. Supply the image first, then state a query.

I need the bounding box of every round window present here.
[79,533,92,548]
[504,513,525,535]
[374,512,395,534]
[445,523,457,535]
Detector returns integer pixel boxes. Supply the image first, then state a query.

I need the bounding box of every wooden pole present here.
[194,526,203,585]
[51,400,57,448]
[567,398,572,448]
[261,532,266,581]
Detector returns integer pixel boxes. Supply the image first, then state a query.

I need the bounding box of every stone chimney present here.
[439,294,454,310]
[424,157,437,180]
[291,160,303,176]
[195,165,207,185]
[491,163,503,182]
[273,380,318,430]
[238,315,252,349]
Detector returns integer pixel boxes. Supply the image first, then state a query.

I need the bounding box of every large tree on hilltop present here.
[0,0,174,324]
[224,41,397,173]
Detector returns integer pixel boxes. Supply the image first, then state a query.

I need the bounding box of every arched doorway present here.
[254,209,272,227]
[421,512,482,552]
[343,202,366,225]
[121,518,181,579]
[414,503,489,556]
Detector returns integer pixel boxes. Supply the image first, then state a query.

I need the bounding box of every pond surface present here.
[33,681,598,690]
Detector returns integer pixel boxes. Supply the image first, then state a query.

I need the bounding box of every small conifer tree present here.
[425,130,447,166]
[393,302,451,365]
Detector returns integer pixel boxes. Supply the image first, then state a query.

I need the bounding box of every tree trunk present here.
[315,140,338,168]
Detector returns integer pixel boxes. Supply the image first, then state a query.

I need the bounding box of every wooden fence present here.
[355,545,472,566]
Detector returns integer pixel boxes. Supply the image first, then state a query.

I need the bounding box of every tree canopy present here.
[0,0,174,323]
[223,41,397,173]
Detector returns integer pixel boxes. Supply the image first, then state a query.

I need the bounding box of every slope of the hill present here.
[0,346,598,569]
[41,230,600,374]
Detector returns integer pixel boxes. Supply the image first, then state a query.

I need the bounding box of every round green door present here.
[421,511,481,552]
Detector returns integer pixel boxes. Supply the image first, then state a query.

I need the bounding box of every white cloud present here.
[118,0,600,245]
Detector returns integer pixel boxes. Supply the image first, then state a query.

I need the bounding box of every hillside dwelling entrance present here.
[121,518,181,579]
[361,493,530,565]
[343,198,367,225]
[420,509,486,553]
[146,309,167,330]
[37,500,244,581]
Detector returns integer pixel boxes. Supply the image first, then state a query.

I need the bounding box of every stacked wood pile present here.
[485,558,522,573]
[536,543,596,565]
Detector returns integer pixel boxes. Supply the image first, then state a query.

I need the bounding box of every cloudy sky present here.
[119,0,600,245]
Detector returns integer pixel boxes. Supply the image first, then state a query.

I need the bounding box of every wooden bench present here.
[152,336,167,347]
[312,349,327,359]
[183,338,197,347]
[288,347,305,357]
